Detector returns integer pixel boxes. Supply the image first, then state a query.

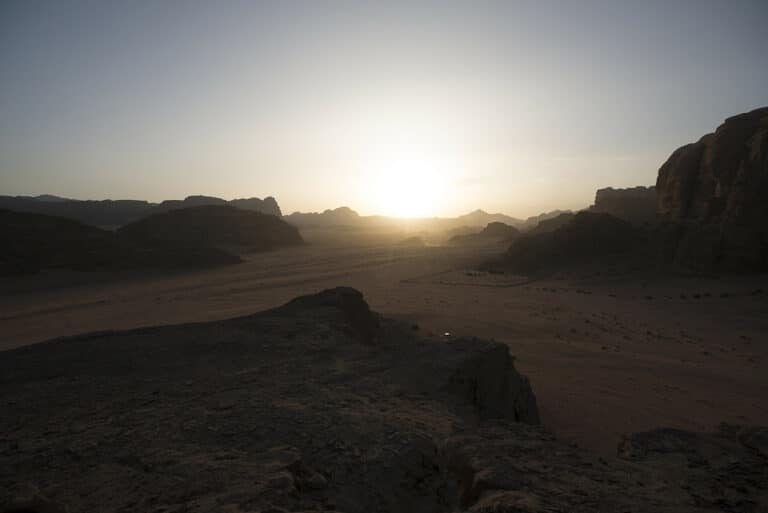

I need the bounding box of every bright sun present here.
[365,155,449,218]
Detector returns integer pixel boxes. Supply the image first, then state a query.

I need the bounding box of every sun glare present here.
[362,154,451,218]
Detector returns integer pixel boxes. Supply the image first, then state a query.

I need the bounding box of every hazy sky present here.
[1,1,767,217]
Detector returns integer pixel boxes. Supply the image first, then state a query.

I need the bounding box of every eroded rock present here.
[656,106,768,271]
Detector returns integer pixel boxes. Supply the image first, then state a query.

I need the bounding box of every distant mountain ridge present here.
[285,206,566,234]
[0,205,302,275]
[284,207,362,227]
[449,222,520,245]
[0,194,282,228]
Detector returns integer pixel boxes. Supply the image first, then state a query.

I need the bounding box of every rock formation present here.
[0,209,122,274]
[117,205,304,253]
[0,209,240,275]
[656,106,768,271]
[1,205,305,275]
[1,287,763,512]
[449,222,520,245]
[453,209,523,229]
[524,211,575,235]
[156,195,283,217]
[590,186,657,225]
[284,206,363,227]
[230,196,282,216]
[519,209,572,231]
[0,287,538,513]
[497,211,643,274]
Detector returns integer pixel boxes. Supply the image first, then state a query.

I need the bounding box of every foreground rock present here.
[656,106,768,271]
[0,288,536,513]
[2,287,764,512]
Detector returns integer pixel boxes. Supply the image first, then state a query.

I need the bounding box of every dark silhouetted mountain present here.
[455,209,523,228]
[655,106,768,271]
[0,196,153,228]
[1,209,119,274]
[230,196,282,216]
[117,205,303,252]
[449,222,520,245]
[0,194,283,228]
[284,206,362,227]
[589,186,657,226]
[0,209,239,275]
[481,221,521,238]
[153,195,227,213]
[32,194,71,202]
[495,212,643,274]
[519,209,573,231]
[525,212,577,235]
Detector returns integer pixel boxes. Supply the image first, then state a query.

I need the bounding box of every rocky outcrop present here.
[520,209,573,231]
[442,421,768,513]
[117,205,303,252]
[618,424,768,512]
[157,195,283,217]
[230,195,282,216]
[656,107,768,271]
[0,287,537,513]
[590,186,657,225]
[496,212,643,274]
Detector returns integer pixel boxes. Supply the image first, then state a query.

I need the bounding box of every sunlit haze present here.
[1,0,767,217]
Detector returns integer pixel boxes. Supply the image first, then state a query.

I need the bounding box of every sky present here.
[1,0,767,217]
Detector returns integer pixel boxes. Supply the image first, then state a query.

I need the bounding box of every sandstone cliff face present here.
[656,107,768,270]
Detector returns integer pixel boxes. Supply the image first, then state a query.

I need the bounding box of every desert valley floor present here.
[1,238,766,458]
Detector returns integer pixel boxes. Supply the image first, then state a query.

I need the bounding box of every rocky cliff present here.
[656,107,768,270]
[590,186,657,225]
